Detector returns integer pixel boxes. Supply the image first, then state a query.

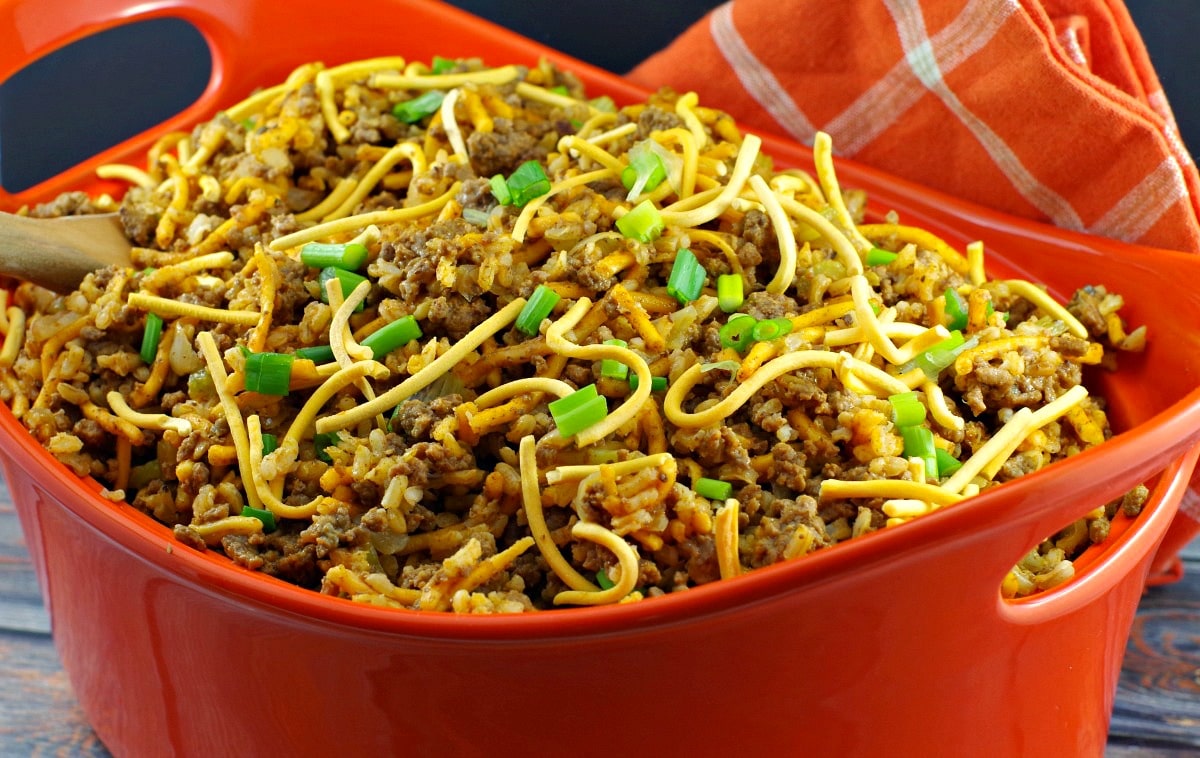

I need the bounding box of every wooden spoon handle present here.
[0,213,130,293]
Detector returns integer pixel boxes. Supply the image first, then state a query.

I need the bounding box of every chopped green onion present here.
[140,312,164,364]
[241,505,276,532]
[719,314,757,353]
[313,431,340,463]
[628,374,667,392]
[301,242,369,271]
[319,267,369,311]
[865,247,899,266]
[600,339,629,380]
[900,426,936,458]
[888,391,926,427]
[620,141,668,198]
[462,207,491,226]
[260,433,278,456]
[128,459,162,490]
[944,286,996,330]
[548,384,608,438]
[243,352,295,396]
[900,426,938,480]
[550,384,599,415]
[489,174,513,205]
[504,160,552,207]
[549,84,571,96]
[695,477,734,501]
[392,90,446,124]
[589,95,617,113]
[187,369,214,401]
[750,317,793,342]
[900,330,977,379]
[935,447,962,477]
[295,345,335,364]
[361,315,422,358]
[944,287,968,331]
[430,56,456,74]
[615,200,664,243]
[601,359,629,379]
[717,274,744,313]
[700,360,741,374]
[515,285,561,335]
[666,248,706,305]
[595,568,616,590]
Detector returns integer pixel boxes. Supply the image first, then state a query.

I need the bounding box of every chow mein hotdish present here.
[0,56,1147,612]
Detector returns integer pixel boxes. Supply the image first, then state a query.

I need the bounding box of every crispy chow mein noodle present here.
[0,56,1149,612]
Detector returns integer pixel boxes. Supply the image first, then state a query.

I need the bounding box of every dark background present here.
[1,1,1197,193]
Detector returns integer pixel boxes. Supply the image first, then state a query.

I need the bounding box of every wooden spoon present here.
[0,212,132,293]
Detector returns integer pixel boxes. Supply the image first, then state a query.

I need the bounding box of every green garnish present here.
[620,141,668,198]
[430,56,455,74]
[295,345,335,364]
[300,241,369,271]
[865,247,899,266]
[717,274,744,313]
[935,447,962,477]
[628,374,667,392]
[888,391,926,427]
[243,352,295,396]
[615,200,664,243]
[241,505,277,532]
[140,312,164,364]
[695,477,734,501]
[900,425,938,480]
[750,317,793,342]
[318,267,369,311]
[719,313,756,353]
[600,339,629,380]
[392,91,446,124]
[503,160,552,207]
[361,315,422,358]
[666,248,706,305]
[313,431,341,463]
[515,285,561,336]
[548,384,608,439]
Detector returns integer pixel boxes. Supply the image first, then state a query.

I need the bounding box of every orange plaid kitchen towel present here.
[628,0,1200,254]
[631,0,1200,578]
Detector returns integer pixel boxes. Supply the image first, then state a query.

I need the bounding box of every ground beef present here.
[391,395,463,440]
[467,118,548,177]
[745,496,827,567]
[457,177,498,213]
[222,532,322,586]
[1066,285,1110,337]
[427,295,492,340]
[29,191,107,218]
[118,187,163,246]
[745,290,803,320]
[677,535,720,585]
[300,505,361,556]
[636,105,684,136]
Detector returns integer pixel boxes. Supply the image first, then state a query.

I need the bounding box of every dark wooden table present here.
[1,469,1197,756]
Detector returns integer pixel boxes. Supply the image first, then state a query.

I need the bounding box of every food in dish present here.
[0,56,1147,611]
